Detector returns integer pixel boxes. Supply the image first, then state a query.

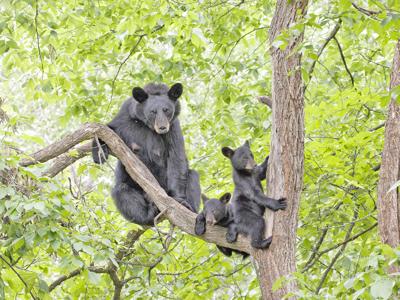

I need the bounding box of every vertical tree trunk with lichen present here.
[377,40,400,265]
[252,0,307,298]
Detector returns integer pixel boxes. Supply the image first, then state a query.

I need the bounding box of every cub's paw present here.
[226,231,238,243]
[260,236,273,249]
[194,218,206,235]
[217,246,232,257]
[270,198,287,211]
[277,198,287,210]
[251,236,272,249]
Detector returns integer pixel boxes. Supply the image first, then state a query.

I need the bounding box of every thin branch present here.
[48,268,82,292]
[34,0,44,78]
[107,25,165,112]
[302,227,328,272]
[107,35,144,112]
[306,20,342,90]
[315,212,358,294]
[369,122,385,132]
[0,255,38,300]
[318,222,377,256]
[352,2,381,18]
[19,123,251,253]
[333,36,355,86]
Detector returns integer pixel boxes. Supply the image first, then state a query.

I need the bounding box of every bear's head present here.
[222,141,257,173]
[131,83,183,134]
[201,193,231,225]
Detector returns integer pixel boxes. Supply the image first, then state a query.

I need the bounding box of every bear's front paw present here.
[277,198,287,210]
[175,198,193,211]
[194,220,206,235]
[226,231,238,243]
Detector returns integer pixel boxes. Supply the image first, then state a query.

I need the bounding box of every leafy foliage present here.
[1,0,400,298]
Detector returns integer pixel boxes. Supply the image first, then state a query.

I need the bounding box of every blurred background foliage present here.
[1,0,400,298]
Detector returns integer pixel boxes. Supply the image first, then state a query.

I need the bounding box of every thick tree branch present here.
[42,142,92,177]
[20,123,251,254]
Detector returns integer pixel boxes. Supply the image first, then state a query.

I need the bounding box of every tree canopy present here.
[1,0,400,299]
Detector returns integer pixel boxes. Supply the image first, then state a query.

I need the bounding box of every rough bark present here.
[377,40,400,252]
[252,0,307,299]
[20,123,251,254]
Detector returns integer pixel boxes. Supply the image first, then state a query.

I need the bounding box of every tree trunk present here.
[252,0,307,299]
[377,40,400,253]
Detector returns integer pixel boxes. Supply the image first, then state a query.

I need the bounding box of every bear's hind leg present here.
[186,169,201,212]
[112,183,159,225]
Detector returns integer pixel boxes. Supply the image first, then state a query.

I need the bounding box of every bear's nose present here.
[159,126,166,130]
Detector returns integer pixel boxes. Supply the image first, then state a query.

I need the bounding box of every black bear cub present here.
[92,83,201,225]
[222,141,287,249]
[195,193,248,258]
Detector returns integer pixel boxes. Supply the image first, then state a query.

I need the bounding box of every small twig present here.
[68,177,79,199]
[318,222,377,256]
[302,227,329,272]
[34,0,44,78]
[306,20,342,90]
[0,255,38,300]
[315,211,358,294]
[333,36,355,86]
[351,2,381,18]
[369,122,385,132]
[107,25,165,112]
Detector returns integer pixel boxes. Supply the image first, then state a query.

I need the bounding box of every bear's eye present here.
[163,108,169,113]
[151,110,157,115]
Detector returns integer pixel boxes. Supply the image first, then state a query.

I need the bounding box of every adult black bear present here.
[92,83,201,225]
[195,193,248,258]
[222,141,287,249]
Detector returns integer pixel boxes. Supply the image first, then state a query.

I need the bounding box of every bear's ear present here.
[132,87,148,103]
[168,83,183,100]
[222,147,234,158]
[219,193,231,204]
[244,140,250,147]
[201,194,209,204]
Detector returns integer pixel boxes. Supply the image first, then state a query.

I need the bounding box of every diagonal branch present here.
[315,211,358,294]
[333,36,355,86]
[305,20,342,90]
[19,123,251,254]
[42,142,92,177]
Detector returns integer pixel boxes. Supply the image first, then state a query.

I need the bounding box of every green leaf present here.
[370,279,395,299]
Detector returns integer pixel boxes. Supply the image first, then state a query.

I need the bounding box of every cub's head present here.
[222,141,257,172]
[201,193,231,225]
[132,83,183,134]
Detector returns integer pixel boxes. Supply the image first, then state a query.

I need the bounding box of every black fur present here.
[195,193,248,259]
[222,141,287,249]
[92,83,201,225]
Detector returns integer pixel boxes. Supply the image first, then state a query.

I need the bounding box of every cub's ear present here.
[168,83,183,100]
[219,193,231,204]
[201,194,209,204]
[222,147,234,158]
[132,87,148,103]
